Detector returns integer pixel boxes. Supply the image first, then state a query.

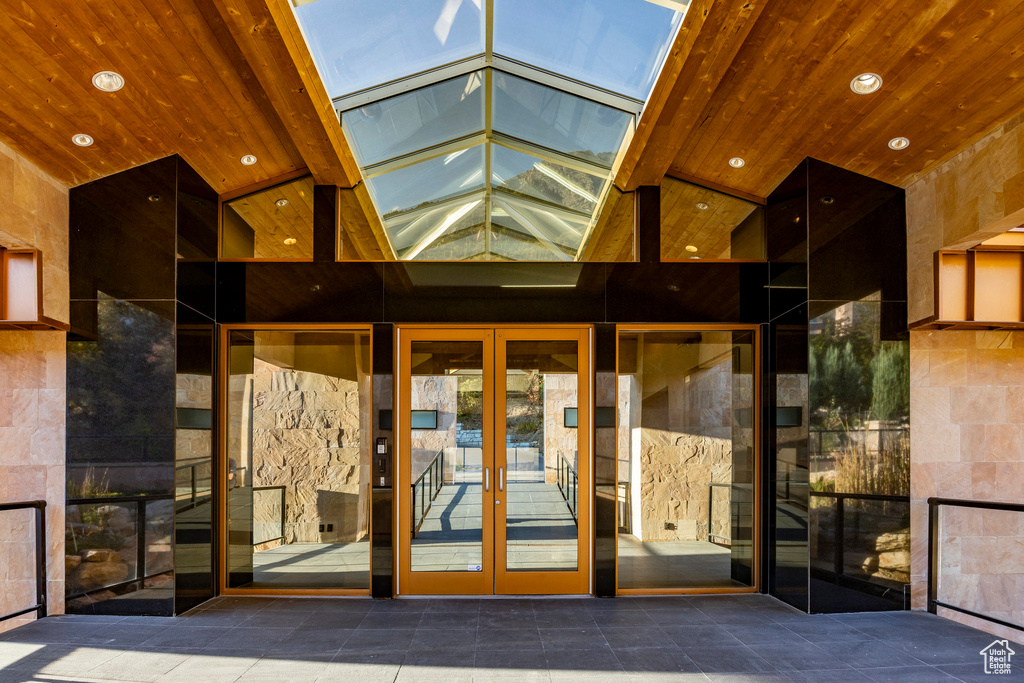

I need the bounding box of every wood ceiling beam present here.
[205,0,359,188]
[615,0,769,192]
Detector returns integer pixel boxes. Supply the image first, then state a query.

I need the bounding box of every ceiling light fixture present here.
[729,157,745,168]
[91,71,125,92]
[689,256,702,260]
[72,134,94,147]
[696,202,709,210]
[275,198,289,207]
[240,154,258,165]
[685,245,698,253]
[283,238,297,246]
[888,137,910,150]
[820,196,836,205]
[850,73,882,95]
[147,194,161,202]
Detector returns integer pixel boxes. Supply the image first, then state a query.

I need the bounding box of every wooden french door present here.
[397,326,590,595]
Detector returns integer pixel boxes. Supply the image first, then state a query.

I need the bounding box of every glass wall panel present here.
[492,0,683,100]
[342,72,486,167]
[66,298,176,614]
[225,329,372,589]
[408,340,485,572]
[293,0,484,98]
[222,176,315,260]
[504,340,579,572]
[617,328,756,590]
[661,176,766,261]
[808,299,910,610]
[492,72,633,166]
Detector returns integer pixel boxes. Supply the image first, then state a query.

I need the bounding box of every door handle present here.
[484,467,489,492]
[499,467,504,492]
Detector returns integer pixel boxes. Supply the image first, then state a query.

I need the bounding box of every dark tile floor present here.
[0,595,1020,682]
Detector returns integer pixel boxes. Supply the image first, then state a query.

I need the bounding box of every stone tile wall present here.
[0,139,69,630]
[910,329,1024,641]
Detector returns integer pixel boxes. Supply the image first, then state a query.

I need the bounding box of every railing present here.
[252,485,286,546]
[557,452,578,523]
[928,497,1024,633]
[0,501,47,623]
[175,461,213,514]
[708,483,732,545]
[809,491,910,605]
[66,494,173,600]
[412,450,444,537]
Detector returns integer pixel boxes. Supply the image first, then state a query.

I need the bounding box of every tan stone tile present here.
[915,462,974,499]
[951,385,1006,424]
[982,509,1021,537]
[1005,387,1024,422]
[970,349,1024,386]
[911,386,950,425]
[972,462,1024,500]
[0,426,32,466]
[910,422,960,462]
[8,465,45,499]
[976,330,1014,349]
[930,349,968,386]
[0,389,12,427]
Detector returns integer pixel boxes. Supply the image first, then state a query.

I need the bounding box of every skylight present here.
[292,0,687,261]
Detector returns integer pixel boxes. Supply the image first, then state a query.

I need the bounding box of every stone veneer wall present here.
[543,374,578,484]
[410,375,457,483]
[909,330,1024,641]
[250,358,370,544]
[0,139,69,630]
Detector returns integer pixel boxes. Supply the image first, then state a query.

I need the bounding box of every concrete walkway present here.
[1,595,1018,682]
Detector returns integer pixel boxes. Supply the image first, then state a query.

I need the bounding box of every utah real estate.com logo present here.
[980,639,1015,675]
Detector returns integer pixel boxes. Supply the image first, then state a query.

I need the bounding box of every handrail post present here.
[137,500,147,588]
[928,500,938,615]
[834,495,845,577]
[35,503,46,619]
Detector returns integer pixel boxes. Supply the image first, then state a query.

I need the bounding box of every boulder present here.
[878,550,910,571]
[81,548,122,563]
[65,555,82,574]
[74,561,130,591]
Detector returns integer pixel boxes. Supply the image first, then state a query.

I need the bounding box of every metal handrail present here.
[412,450,444,537]
[0,501,46,623]
[708,483,732,545]
[175,461,213,513]
[252,485,286,546]
[928,497,1024,633]
[556,452,578,524]
[65,494,173,600]
[617,481,631,533]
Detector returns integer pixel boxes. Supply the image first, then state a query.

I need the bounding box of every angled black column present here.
[371,322,395,598]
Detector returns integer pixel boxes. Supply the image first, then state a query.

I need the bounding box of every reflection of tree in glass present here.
[68,298,175,466]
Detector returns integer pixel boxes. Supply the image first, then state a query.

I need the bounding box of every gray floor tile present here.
[546,645,625,673]
[612,646,701,674]
[824,638,927,668]
[599,626,671,649]
[862,665,961,681]
[476,627,543,650]
[409,628,477,651]
[744,641,851,672]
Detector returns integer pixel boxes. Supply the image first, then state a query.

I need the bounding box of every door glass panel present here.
[225,330,372,589]
[504,340,579,571]
[617,329,756,589]
[409,341,484,572]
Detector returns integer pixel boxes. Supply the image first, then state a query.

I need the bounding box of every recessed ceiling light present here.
[888,137,910,150]
[685,245,698,253]
[667,284,680,292]
[275,198,289,208]
[820,196,836,205]
[696,202,709,211]
[728,157,745,168]
[850,73,882,95]
[240,154,258,165]
[147,194,161,202]
[689,256,702,260]
[283,237,297,246]
[91,71,125,92]
[72,134,94,147]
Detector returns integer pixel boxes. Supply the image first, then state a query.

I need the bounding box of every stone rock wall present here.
[410,375,457,482]
[249,358,370,544]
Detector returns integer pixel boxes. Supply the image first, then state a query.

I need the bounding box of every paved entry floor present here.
[2,595,1019,682]
[412,482,577,572]
[617,535,742,589]
[250,541,370,588]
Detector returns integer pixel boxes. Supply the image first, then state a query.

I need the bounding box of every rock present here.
[875,531,910,553]
[95,505,133,534]
[74,561,130,591]
[861,556,879,572]
[81,549,122,563]
[878,550,910,570]
[65,555,82,574]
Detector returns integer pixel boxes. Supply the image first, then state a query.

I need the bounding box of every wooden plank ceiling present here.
[620,0,1024,199]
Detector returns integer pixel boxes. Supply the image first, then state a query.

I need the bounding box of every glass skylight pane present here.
[492,72,633,166]
[492,0,683,101]
[492,146,605,216]
[342,72,486,166]
[389,198,486,260]
[365,145,485,218]
[493,196,584,259]
[293,0,484,98]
